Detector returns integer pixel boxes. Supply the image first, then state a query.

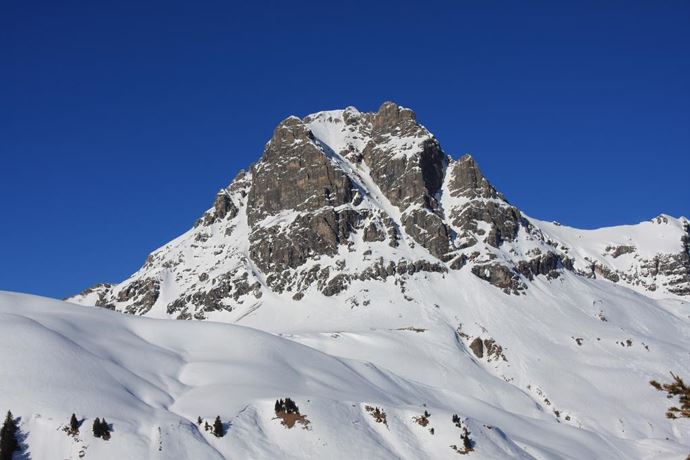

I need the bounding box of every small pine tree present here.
[197,416,203,425]
[452,414,460,425]
[93,417,102,438]
[100,419,111,440]
[461,426,473,451]
[284,398,299,414]
[0,411,19,460]
[69,413,79,434]
[274,400,281,413]
[212,416,223,438]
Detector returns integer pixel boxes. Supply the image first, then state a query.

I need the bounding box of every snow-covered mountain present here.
[2,102,689,459]
[68,102,690,319]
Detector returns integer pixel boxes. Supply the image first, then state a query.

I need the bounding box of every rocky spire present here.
[363,102,447,210]
[361,102,451,259]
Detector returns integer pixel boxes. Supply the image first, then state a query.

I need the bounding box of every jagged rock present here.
[469,337,484,358]
[483,338,507,362]
[661,224,690,295]
[402,208,451,260]
[605,245,636,258]
[449,255,467,270]
[469,336,507,362]
[471,264,524,294]
[250,209,362,274]
[446,155,528,248]
[212,192,238,221]
[198,191,239,227]
[166,272,261,315]
[362,102,450,258]
[383,216,400,247]
[591,261,621,283]
[516,252,572,280]
[247,116,360,274]
[323,274,350,297]
[116,278,160,315]
[67,283,115,309]
[248,117,355,222]
[362,221,386,242]
[452,201,524,249]
[449,154,499,200]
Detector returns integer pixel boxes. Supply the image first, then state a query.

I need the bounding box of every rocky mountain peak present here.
[372,101,417,130]
[363,103,446,206]
[67,103,690,319]
[269,115,314,147]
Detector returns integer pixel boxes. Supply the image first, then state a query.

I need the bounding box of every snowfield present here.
[2,273,689,459]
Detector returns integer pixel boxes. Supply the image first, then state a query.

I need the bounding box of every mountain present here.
[2,102,689,459]
[68,102,690,319]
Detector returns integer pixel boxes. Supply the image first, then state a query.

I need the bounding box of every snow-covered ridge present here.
[530,214,690,297]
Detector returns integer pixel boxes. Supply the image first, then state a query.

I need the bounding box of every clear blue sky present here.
[2,0,689,299]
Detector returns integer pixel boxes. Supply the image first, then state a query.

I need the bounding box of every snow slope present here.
[3,271,690,459]
[0,291,538,459]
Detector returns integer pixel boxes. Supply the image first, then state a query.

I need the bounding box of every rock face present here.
[445,155,527,249]
[248,117,356,222]
[362,103,451,260]
[66,102,690,318]
[247,116,361,277]
[657,222,690,295]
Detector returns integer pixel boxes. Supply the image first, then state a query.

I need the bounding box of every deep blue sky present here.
[2,1,689,299]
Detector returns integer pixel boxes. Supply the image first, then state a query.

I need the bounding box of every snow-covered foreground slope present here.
[3,281,690,459]
[2,291,529,459]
